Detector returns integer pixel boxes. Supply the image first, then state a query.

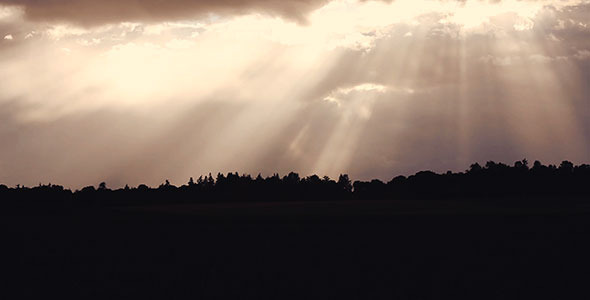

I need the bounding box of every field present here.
[4,200,590,299]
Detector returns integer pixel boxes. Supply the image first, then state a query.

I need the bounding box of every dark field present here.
[4,200,590,299]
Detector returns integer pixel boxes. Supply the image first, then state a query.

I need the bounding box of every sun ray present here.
[1,0,589,186]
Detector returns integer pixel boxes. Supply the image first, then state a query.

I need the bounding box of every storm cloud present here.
[0,0,331,25]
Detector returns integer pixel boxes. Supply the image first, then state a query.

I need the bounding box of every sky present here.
[0,0,589,188]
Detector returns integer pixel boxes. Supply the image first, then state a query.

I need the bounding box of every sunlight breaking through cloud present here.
[0,0,589,187]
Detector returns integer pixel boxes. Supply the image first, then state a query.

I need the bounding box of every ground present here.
[4,200,590,299]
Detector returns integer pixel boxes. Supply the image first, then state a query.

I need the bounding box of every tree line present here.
[1,159,589,208]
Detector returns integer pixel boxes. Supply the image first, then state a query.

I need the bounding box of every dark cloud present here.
[1,0,582,27]
[0,0,331,26]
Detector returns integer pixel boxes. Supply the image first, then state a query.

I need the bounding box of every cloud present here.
[0,0,331,26]
[2,33,11,39]
[0,0,589,187]
[2,0,588,28]
[575,50,590,60]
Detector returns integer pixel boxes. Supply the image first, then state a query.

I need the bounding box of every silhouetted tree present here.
[559,161,574,173]
[2,159,590,208]
[337,174,352,193]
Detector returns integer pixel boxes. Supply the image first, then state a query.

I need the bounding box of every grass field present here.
[4,200,590,299]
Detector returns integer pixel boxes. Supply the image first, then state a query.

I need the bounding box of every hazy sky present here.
[0,0,589,188]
